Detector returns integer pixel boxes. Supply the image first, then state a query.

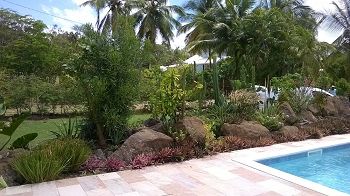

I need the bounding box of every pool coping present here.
[232,137,350,196]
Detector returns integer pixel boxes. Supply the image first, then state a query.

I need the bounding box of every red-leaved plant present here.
[155,147,175,163]
[105,157,126,172]
[131,153,155,169]
[83,156,105,172]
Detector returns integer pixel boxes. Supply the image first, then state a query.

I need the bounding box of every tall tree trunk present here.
[96,123,107,148]
[209,49,212,69]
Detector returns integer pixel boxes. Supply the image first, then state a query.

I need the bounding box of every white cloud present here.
[170,31,187,49]
[304,0,333,12]
[41,1,96,31]
[305,0,342,43]
[72,0,88,5]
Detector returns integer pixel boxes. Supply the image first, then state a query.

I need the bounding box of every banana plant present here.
[0,113,38,151]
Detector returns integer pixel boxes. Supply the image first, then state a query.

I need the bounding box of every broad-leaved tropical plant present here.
[0,113,38,150]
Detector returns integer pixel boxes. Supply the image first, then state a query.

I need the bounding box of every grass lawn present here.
[0,113,151,148]
[128,113,151,125]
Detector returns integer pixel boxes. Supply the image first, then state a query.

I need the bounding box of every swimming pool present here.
[258,143,350,194]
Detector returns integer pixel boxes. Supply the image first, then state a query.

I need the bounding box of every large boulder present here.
[221,121,270,139]
[322,97,338,116]
[300,110,318,123]
[308,104,321,116]
[174,117,207,145]
[305,116,350,135]
[326,96,350,116]
[279,102,298,125]
[0,149,26,186]
[311,96,350,117]
[111,128,173,163]
[279,126,300,138]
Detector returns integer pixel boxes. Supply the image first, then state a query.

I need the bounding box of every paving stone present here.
[32,182,58,196]
[102,178,133,195]
[231,167,271,182]
[142,172,173,186]
[85,188,114,196]
[57,184,86,196]
[258,179,301,196]
[55,178,80,188]
[130,181,166,196]
[257,191,283,196]
[4,185,32,195]
[97,172,120,181]
[78,176,105,192]
[159,183,194,195]
[118,170,147,184]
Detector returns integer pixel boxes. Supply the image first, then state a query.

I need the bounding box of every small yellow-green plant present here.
[38,138,91,172]
[11,138,91,183]
[255,105,283,132]
[204,121,216,148]
[0,176,7,189]
[11,150,64,183]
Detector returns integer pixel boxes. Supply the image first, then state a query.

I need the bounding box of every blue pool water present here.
[258,143,350,194]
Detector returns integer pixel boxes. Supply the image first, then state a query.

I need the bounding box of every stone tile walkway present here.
[2,134,350,196]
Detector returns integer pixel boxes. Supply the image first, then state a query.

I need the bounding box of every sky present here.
[0,0,343,49]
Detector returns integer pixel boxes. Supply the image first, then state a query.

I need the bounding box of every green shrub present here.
[289,88,312,114]
[312,92,327,110]
[11,150,64,183]
[39,138,91,172]
[271,74,312,114]
[336,78,350,96]
[148,68,186,132]
[229,90,259,121]
[255,105,283,132]
[69,19,141,146]
[208,101,235,125]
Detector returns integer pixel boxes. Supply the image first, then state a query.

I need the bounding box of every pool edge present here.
[232,137,350,196]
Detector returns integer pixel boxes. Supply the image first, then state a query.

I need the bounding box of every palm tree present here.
[177,0,220,54]
[259,0,308,13]
[180,0,258,54]
[81,0,106,28]
[323,0,350,50]
[131,0,185,46]
[81,0,130,33]
[259,0,318,30]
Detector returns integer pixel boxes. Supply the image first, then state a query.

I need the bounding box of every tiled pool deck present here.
[2,134,350,196]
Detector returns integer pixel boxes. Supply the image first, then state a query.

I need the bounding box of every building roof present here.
[184,55,210,65]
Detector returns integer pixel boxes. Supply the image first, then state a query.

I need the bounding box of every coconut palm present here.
[178,0,220,54]
[259,0,309,14]
[323,0,350,50]
[81,0,130,33]
[130,0,185,46]
[81,0,106,28]
[259,0,318,30]
[180,0,258,54]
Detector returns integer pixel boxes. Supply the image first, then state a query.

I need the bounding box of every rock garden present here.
[1,5,350,190]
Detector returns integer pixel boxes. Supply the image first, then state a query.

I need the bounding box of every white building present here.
[160,54,226,73]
